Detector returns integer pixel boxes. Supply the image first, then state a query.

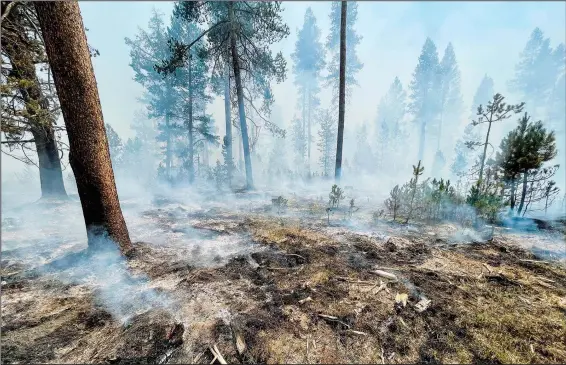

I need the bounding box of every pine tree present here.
[126,10,178,182]
[35,1,132,253]
[508,28,562,113]
[1,1,67,198]
[353,123,374,173]
[326,1,363,106]
[159,1,289,190]
[105,124,123,168]
[497,113,557,216]
[167,3,215,183]
[316,109,336,177]
[376,77,407,171]
[292,116,307,176]
[408,38,441,164]
[436,43,463,153]
[470,93,524,192]
[292,7,325,174]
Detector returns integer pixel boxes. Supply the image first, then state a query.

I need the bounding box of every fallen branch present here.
[344,329,367,336]
[317,314,350,329]
[209,345,227,365]
[298,296,313,304]
[370,270,398,281]
[482,263,493,273]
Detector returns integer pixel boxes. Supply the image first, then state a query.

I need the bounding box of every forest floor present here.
[1,191,566,364]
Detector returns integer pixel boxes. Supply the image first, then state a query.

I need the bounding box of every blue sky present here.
[2,1,565,177]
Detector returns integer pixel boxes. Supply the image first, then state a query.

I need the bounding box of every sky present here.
[2,1,565,180]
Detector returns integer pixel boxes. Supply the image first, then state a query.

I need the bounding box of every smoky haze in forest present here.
[2,0,565,330]
[2,1,565,215]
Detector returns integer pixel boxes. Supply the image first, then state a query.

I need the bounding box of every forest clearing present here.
[2,189,566,364]
[1,1,565,364]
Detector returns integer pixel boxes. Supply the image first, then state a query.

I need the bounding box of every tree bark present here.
[478,121,493,187]
[35,1,132,253]
[224,62,233,184]
[187,54,194,183]
[229,1,253,189]
[517,171,529,216]
[165,83,172,182]
[2,2,67,198]
[334,0,347,182]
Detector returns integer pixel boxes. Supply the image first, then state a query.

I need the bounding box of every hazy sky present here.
[2,1,565,178]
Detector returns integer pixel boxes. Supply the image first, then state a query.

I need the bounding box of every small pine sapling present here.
[271,196,288,215]
[385,184,402,221]
[405,160,424,224]
[348,198,359,218]
[329,184,345,208]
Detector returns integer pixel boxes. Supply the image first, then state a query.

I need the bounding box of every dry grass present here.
[2,210,566,364]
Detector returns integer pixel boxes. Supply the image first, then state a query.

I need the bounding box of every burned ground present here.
[1,199,566,364]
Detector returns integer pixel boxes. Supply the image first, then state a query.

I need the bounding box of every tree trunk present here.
[229,1,253,189]
[165,82,172,182]
[31,126,67,197]
[478,121,492,187]
[517,171,529,216]
[35,1,132,253]
[224,63,233,184]
[187,54,195,184]
[2,2,67,198]
[417,119,426,162]
[307,83,312,177]
[334,0,347,182]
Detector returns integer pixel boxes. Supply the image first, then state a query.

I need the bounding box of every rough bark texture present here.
[34,1,132,253]
[334,0,347,182]
[229,1,253,190]
[187,55,194,184]
[517,171,529,216]
[224,63,233,184]
[2,2,67,198]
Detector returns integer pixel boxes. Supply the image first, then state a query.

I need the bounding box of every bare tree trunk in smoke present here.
[2,2,67,199]
[35,1,132,254]
[224,63,233,185]
[335,0,347,182]
[187,54,195,184]
[229,1,253,190]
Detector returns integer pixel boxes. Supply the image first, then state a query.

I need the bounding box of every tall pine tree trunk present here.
[517,171,529,216]
[224,63,233,183]
[307,83,312,177]
[335,0,347,182]
[31,126,67,198]
[3,3,67,198]
[188,54,195,183]
[478,121,493,186]
[229,1,253,189]
[35,1,132,253]
[165,82,172,182]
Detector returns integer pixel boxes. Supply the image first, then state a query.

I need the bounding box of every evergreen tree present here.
[159,1,289,190]
[126,10,179,182]
[291,7,325,174]
[325,1,363,106]
[436,43,463,152]
[167,3,215,183]
[292,116,307,176]
[1,1,67,198]
[375,77,407,171]
[508,28,563,113]
[35,1,132,252]
[408,38,441,163]
[497,113,557,215]
[353,123,374,173]
[470,93,524,192]
[105,124,123,168]
[317,109,336,177]
[451,75,493,177]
